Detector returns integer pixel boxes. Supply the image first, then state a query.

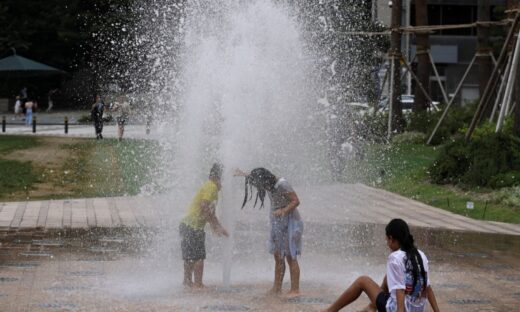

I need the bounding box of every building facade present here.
[375,0,507,104]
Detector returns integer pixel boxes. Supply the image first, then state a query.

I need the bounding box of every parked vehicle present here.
[378,95,440,113]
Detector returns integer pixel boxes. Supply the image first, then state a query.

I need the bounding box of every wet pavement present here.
[0,221,518,311]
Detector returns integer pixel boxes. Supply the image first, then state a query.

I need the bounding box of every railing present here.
[2,116,70,134]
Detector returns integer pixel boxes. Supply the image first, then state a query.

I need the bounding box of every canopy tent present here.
[0,53,65,75]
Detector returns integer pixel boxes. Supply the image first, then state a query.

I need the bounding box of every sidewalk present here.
[1,111,157,140]
[1,184,519,235]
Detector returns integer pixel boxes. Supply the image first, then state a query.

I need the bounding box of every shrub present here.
[462,133,519,186]
[392,131,426,144]
[430,131,520,188]
[492,185,520,207]
[407,104,475,145]
[357,112,389,143]
[429,138,470,184]
[488,171,520,188]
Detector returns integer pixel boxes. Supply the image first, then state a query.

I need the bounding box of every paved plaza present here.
[0,183,519,311]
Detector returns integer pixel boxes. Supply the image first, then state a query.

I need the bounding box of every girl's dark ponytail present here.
[386,219,428,293]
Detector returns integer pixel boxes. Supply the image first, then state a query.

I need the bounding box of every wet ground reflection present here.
[0,223,518,311]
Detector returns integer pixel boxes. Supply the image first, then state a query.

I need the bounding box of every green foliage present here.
[430,132,520,188]
[488,171,520,188]
[392,131,426,145]
[429,139,470,184]
[357,112,388,143]
[406,104,475,145]
[343,142,520,223]
[492,185,520,208]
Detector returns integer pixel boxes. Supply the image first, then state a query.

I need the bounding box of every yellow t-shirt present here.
[181,180,219,230]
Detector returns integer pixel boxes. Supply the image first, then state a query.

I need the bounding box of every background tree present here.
[413,0,430,112]
[478,0,493,116]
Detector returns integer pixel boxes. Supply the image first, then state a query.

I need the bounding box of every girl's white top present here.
[386,249,430,312]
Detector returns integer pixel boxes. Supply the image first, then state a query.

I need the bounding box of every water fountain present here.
[1,1,519,311]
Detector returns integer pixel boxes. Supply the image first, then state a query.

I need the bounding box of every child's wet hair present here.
[241,168,277,209]
[209,163,223,181]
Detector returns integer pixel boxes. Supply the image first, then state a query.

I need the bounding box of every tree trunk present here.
[510,0,520,136]
[390,0,404,134]
[414,0,430,112]
[478,0,493,116]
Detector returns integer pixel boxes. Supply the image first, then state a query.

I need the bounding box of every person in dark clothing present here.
[91,95,105,139]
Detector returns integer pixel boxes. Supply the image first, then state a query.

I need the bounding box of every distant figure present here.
[91,95,105,139]
[20,86,28,101]
[180,163,228,288]
[322,219,440,312]
[235,168,303,296]
[14,96,22,118]
[24,100,34,125]
[111,95,131,141]
[20,86,28,115]
[47,89,58,112]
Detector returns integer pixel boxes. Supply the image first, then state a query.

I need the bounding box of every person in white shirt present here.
[111,95,131,141]
[322,219,440,312]
[14,96,22,118]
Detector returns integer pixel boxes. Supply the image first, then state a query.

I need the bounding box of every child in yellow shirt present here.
[179,163,228,288]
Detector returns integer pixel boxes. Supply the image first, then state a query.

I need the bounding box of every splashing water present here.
[157,0,331,285]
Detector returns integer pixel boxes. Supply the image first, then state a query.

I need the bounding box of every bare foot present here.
[192,283,208,290]
[183,280,193,289]
[284,290,300,297]
[358,304,376,312]
[266,287,281,296]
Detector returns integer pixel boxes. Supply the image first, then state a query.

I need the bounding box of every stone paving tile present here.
[0,184,519,237]
[45,200,63,229]
[36,201,49,228]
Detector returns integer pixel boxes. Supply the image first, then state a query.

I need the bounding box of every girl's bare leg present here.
[322,276,382,312]
[286,256,300,294]
[270,252,285,294]
[183,260,194,287]
[193,260,205,288]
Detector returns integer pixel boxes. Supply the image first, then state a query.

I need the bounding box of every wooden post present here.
[497,29,520,132]
[428,52,450,104]
[389,0,404,134]
[2,116,5,133]
[478,0,492,108]
[466,13,520,141]
[414,0,431,111]
[490,53,513,121]
[64,116,68,134]
[32,116,36,133]
[428,55,477,144]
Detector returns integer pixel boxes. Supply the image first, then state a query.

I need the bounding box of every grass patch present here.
[0,135,40,153]
[0,136,42,199]
[0,159,41,198]
[345,143,520,224]
[61,138,161,198]
[0,136,161,200]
